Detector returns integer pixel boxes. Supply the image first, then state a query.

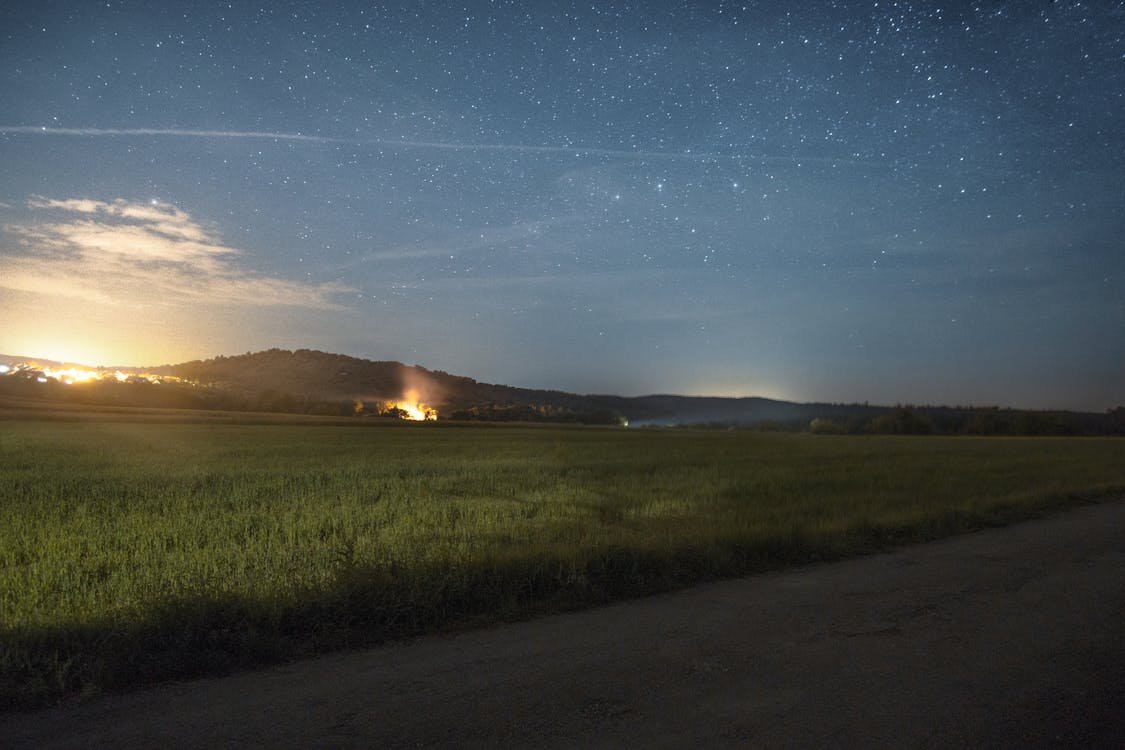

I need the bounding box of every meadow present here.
[2,415,1123,709]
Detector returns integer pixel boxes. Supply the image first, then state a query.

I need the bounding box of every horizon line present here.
[0,348,1110,413]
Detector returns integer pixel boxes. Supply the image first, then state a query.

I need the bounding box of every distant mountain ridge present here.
[150,348,856,424]
[3,348,1122,434]
[151,348,598,413]
[151,349,1121,434]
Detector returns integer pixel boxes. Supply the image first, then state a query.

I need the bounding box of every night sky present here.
[1,1,1122,410]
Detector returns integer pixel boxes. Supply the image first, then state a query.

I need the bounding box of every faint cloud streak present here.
[337,214,591,271]
[0,125,889,168]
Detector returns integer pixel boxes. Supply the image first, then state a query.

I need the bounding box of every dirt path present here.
[6,500,1125,749]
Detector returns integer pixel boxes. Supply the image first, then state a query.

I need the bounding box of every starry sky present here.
[1,1,1122,410]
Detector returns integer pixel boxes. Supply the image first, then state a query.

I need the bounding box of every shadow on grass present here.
[1,491,1110,713]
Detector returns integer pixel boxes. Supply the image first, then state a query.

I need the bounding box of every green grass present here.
[2,417,1123,710]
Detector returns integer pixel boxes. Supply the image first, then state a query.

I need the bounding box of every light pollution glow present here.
[1,360,438,420]
[379,390,438,421]
[0,197,351,369]
[1,361,188,386]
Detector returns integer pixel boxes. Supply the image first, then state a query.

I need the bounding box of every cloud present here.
[26,197,214,242]
[0,125,892,169]
[1,198,351,309]
[336,214,591,270]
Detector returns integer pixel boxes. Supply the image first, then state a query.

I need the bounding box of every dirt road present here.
[5,500,1125,748]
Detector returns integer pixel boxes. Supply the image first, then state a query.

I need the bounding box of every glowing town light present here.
[1,361,193,387]
[379,389,438,420]
[41,366,103,384]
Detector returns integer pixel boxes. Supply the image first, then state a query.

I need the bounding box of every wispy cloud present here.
[1,197,351,309]
[0,125,888,169]
[337,214,591,270]
[1,126,339,144]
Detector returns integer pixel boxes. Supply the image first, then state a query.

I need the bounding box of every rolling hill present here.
[3,348,1122,434]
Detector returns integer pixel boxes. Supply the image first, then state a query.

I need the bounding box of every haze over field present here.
[1,1,1122,410]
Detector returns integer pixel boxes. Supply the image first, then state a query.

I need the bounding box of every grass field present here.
[2,416,1123,710]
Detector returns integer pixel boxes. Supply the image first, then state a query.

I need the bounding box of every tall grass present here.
[2,419,1122,709]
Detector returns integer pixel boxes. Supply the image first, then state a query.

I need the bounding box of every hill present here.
[3,348,1122,434]
[150,349,883,426]
[152,349,1125,434]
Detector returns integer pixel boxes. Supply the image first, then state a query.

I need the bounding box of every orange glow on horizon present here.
[380,389,438,421]
[41,366,102,385]
[1,361,190,386]
[0,336,174,372]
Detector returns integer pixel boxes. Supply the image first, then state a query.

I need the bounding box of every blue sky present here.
[1,1,1122,409]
